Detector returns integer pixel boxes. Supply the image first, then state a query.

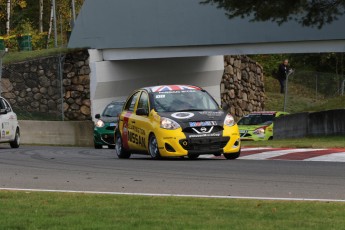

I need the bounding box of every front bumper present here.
[240,130,269,141]
[155,127,241,157]
[94,128,116,146]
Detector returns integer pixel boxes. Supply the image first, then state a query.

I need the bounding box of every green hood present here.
[238,124,265,131]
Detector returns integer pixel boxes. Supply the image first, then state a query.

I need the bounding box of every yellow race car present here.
[115,85,241,159]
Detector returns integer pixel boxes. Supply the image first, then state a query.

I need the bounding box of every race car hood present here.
[158,110,226,128]
[238,124,265,131]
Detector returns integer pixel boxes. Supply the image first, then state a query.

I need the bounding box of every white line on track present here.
[239,148,325,160]
[1,188,345,203]
[306,152,345,162]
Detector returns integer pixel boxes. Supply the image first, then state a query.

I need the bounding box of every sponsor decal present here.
[128,131,146,148]
[189,121,217,127]
[127,124,146,148]
[127,124,145,136]
[189,133,221,138]
[171,112,194,119]
[198,111,223,116]
[155,95,166,99]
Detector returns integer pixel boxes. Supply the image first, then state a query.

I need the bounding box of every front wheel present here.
[223,151,240,160]
[115,134,131,159]
[10,128,20,148]
[148,134,161,159]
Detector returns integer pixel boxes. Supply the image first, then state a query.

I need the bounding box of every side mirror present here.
[136,108,149,116]
[95,114,101,119]
[0,109,7,115]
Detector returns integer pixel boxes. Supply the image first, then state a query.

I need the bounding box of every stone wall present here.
[1,50,91,120]
[63,51,91,120]
[2,52,264,121]
[221,55,265,120]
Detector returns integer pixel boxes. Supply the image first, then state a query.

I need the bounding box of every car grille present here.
[183,126,223,134]
[101,134,115,145]
[106,126,116,131]
[179,137,229,151]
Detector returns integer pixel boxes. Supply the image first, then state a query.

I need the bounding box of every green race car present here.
[237,111,289,141]
[94,101,124,149]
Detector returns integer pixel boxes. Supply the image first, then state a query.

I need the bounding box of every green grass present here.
[264,76,344,113]
[242,136,345,148]
[2,48,78,65]
[1,191,345,230]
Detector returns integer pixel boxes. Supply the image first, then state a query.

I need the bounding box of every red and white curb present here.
[200,147,345,162]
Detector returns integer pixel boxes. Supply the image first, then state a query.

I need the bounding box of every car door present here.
[119,91,140,151]
[0,98,12,142]
[130,91,151,152]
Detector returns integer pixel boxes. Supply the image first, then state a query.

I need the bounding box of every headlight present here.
[160,117,180,130]
[253,127,266,135]
[224,114,235,127]
[95,119,105,128]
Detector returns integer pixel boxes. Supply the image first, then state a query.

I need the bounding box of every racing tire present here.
[108,145,115,149]
[223,151,240,160]
[148,134,161,159]
[115,134,131,159]
[188,154,199,160]
[94,143,102,149]
[10,128,20,148]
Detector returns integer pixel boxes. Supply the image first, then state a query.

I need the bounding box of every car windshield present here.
[153,90,219,112]
[237,114,275,126]
[102,103,123,117]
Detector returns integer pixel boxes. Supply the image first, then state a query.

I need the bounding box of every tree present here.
[6,0,10,35]
[39,0,43,33]
[201,0,345,29]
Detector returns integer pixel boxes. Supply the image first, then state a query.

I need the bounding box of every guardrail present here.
[274,109,345,139]
[19,120,94,147]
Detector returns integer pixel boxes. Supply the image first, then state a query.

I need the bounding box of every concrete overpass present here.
[68,0,345,118]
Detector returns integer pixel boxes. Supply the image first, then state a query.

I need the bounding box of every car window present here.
[102,103,123,117]
[153,90,219,112]
[0,99,7,110]
[238,114,275,125]
[124,92,140,112]
[3,99,12,112]
[137,92,149,112]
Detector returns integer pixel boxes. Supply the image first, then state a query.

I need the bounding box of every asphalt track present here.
[1,145,345,201]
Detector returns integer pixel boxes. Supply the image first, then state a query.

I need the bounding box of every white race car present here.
[0,97,20,148]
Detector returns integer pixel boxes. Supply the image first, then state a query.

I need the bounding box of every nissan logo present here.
[200,127,207,132]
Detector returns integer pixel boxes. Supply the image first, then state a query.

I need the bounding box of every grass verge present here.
[241,136,345,148]
[1,191,345,230]
[264,76,344,113]
[2,48,80,65]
